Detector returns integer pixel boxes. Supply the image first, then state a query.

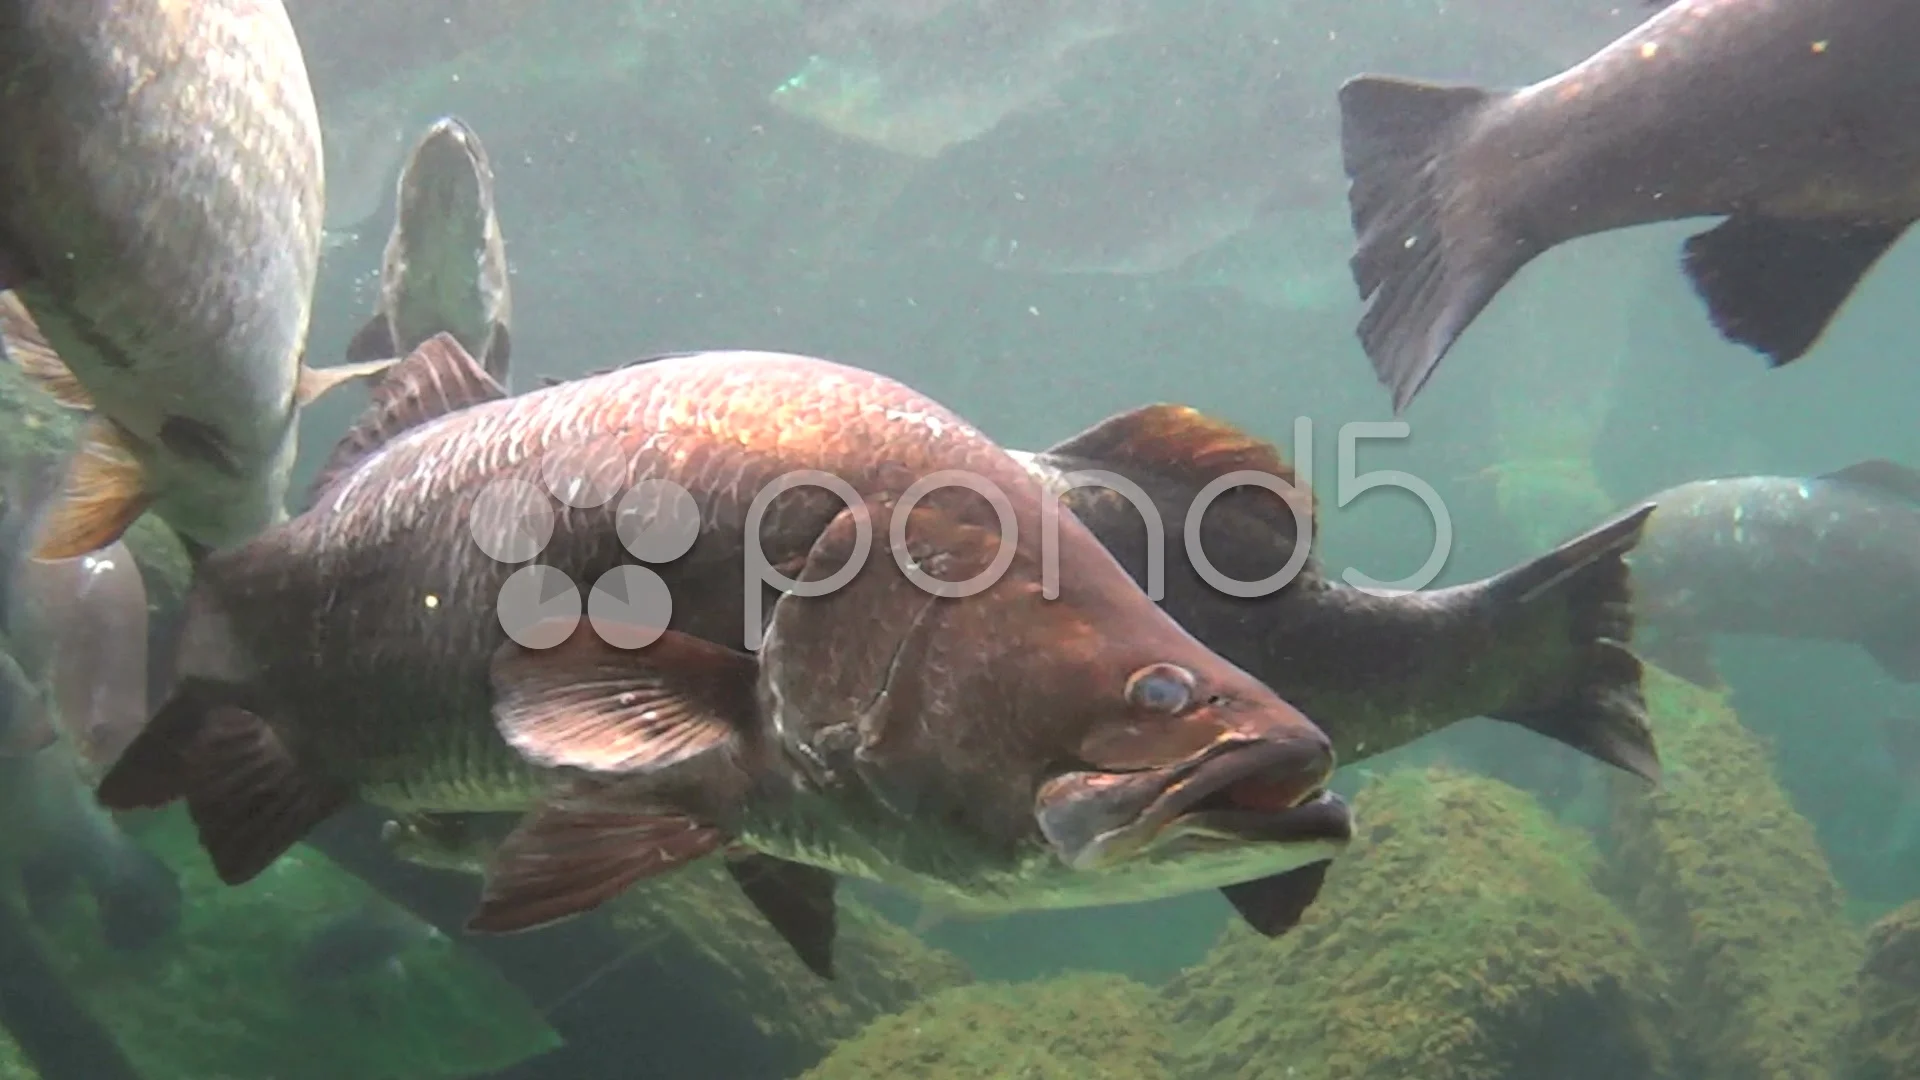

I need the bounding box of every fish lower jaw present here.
[800,838,1353,920]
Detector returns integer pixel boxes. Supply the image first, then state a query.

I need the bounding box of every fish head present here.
[763,484,1347,882]
[395,117,496,231]
[383,116,510,378]
[143,417,299,553]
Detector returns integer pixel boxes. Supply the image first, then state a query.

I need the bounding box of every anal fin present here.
[1680,216,1909,366]
[724,854,837,979]
[467,803,725,933]
[34,417,151,560]
[0,293,93,409]
[1220,860,1333,937]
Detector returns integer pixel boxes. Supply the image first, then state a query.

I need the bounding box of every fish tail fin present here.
[1477,503,1661,783]
[1338,75,1531,412]
[96,675,345,884]
[1680,216,1910,367]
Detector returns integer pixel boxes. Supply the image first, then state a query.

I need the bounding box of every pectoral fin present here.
[467,803,725,933]
[343,314,397,365]
[1220,860,1333,937]
[0,293,93,409]
[294,356,401,407]
[34,418,152,560]
[483,321,512,385]
[724,854,838,979]
[490,626,755,775]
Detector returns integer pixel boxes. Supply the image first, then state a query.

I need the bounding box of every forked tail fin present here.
[1475,503,1661,783]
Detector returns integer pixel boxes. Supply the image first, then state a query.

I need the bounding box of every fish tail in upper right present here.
[1337,75,1531,413]
[1473,503,1662,784]
[93,603,346,886]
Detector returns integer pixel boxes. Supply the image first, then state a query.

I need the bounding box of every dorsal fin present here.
[306,333,506,507]
[1821,459,1920,505]
[1044,404,1316,537]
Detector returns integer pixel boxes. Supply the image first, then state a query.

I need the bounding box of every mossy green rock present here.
[799,973,1177,1080]
[43,810,556,1080]
[1164,767,1670,1080]
[1851,900,1920,1080]
[1605,666,1863,1080]
[609,862,974,1061]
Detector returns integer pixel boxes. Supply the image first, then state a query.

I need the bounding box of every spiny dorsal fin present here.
[1,292,94,409]
[1044,404,1316,537]
[306,333,506,506]
[34,416,151,560]
[1821,459,1920,505]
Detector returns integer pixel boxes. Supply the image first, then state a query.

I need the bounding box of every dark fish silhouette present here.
[0,0,392,558]
[1630,459,1920,686]
[1337,0,1920,410]
[0,462,180,955]
[1012,404,1658,781]
[99,336,1349,978]
[345,117,513,387]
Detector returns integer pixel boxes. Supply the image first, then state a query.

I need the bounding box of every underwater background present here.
[3,1,1920,1077]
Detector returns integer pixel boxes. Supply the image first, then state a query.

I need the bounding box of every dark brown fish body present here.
[1340,0,1920,409]
[1010,405,1660,780]
[345,117,513,386]
[102,339,1351,973]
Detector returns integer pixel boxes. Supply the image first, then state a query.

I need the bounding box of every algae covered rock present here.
[799,973,1176,1080]
[610,862,973,1060]
[1165,767,1669,1080]
[1852,899,1920,1080]
[46,812,557,1080]
[1605,665,1864,1080]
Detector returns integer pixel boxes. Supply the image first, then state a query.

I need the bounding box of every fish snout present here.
[1036,722,1339,872]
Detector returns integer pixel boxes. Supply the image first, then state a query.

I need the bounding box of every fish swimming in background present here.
[0,0,396,560]
[1012,404,1659,781]
[771,0,1148,158]
[1336,0,1920,411]
[0,463,180,954]
[97,336,1349,978]
[291,894,439,983]
[1628,460,1920,687]
[345,116,514,388]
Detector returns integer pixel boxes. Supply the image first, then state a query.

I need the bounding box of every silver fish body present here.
[0,0,377,556]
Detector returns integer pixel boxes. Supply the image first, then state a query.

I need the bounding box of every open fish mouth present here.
[1141,738,1342,847]
[1037,737,1346,871]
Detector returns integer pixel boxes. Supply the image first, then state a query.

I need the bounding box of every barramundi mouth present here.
[1036,735,1350,872]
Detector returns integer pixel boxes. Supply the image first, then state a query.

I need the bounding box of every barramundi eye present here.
[1124,663,1196,714]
